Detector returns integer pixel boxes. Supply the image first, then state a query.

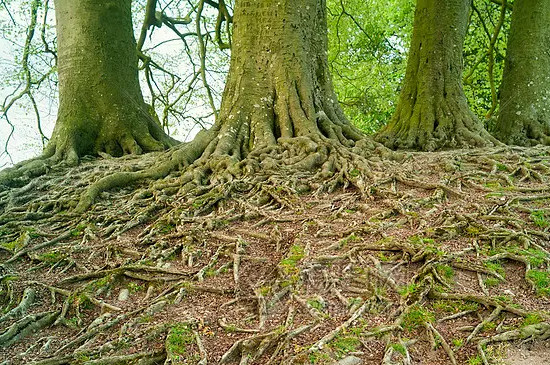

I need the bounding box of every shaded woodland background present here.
[0,0,510,166]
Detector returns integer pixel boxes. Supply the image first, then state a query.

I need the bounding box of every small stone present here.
[503,289,515,297]
[332,356,363,365]
[146,300,167,315]
[118,288,130,301]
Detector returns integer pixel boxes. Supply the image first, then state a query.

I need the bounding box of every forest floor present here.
[1,146,550,365]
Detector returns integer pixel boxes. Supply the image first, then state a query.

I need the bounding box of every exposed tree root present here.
[1,146,550,364]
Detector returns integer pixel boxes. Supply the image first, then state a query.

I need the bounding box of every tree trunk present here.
[376,0,496,151]
[170,0,373,176]
[75,0,383,212]
[45,0,176,164]
[494,0,550,146]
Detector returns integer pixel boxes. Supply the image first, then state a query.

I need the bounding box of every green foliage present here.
[128,282,144,293]
[452,338,464,348]
[462,0,511,126]
[397,283,417,297]
[409,235,436,248]
[65,316,80,329]
[401,306,434,331]
[503,247,550,268]
[279,245,305,274]
[339,233,360,247]
[166,323,196,361]
[330,334,361,357]
[484,277,501,288]
[308,350,332,364]
[530,210,549,228]
[482,321,497,332]
[523,313,543,327]
[484,261,505,278]
[37,251,64,264]
[1,231,31,252]
[391,343,407,356]
[88,275,113,292]
[327,0,414,133]
[258,286,271,296]
[71,223,88,237]
[154,221,176,234]
[468,355,483,365]
[348,297,362,308]
[526,270,550,296]
[279,244,306,286]
[74,293,93,310]
[377,252,391,262]
[307,298,325,312]
[494,295,513,305]
[75,352,92,362]
[222,324,238,333]
[436,264,455,279]
[432,300,479,314]
[410,235,445,258]
[138,314,154,323]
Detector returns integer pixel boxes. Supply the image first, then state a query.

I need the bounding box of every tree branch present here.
[488,0,513,11]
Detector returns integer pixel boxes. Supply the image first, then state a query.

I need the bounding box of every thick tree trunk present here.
[494,0,550,146]
[45,0,176,164]
[376,0,496,151]
[173,0,370,171]
[161,0,376,185]
[75,0,382,212]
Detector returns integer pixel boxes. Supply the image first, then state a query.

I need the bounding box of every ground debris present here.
[1,146,550,364]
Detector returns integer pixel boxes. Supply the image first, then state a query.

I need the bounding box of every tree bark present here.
[494,0,550,146]
[170,0,371,174]
[376,0,496,151]
[75,0,382,212]
[45,0,177,164]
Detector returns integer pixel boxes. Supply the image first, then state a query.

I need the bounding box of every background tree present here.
[43,0,177,164]
[375,0,497,151]
[0,0,231,167]
[494,0,550,145]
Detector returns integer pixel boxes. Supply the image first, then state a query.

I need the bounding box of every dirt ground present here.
[505,342,550,365]
[1,146,550,364]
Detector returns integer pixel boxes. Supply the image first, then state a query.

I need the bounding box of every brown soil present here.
[505,342,550,365]
[1,146,550,364]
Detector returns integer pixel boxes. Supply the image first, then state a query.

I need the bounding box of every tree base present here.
[45,100,178,166]
[494,118,550,147]
[376,100,499,151]
[0,102,178,189]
